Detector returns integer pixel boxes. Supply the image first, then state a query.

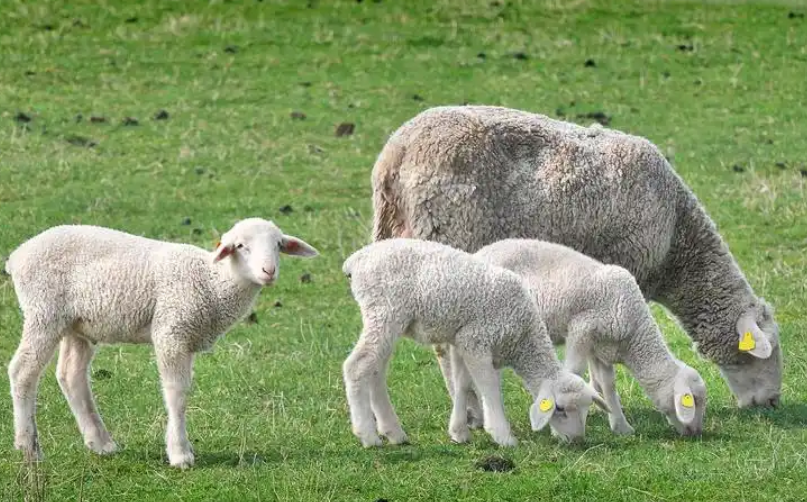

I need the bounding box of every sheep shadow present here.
[579,406,727,443]
[705,401,807,430]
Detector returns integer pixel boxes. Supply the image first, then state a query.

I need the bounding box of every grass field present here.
[1,0,807,500]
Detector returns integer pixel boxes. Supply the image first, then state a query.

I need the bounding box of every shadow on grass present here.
[93,401,807,470]
[706,401,807,429]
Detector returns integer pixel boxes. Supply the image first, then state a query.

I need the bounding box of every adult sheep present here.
[370,105,782,416]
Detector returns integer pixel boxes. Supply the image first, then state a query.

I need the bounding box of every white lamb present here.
[341,238,609,448]
[5,218,318,468]
[474,239,708,436]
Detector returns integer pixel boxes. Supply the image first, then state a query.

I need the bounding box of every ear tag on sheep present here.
[739,331,756,352]
[681,393,694,409]
[539,399,554,412]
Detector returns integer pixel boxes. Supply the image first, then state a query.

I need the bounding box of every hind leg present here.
[344,317,402,448]
[369,351,408,445]
[8,319,63,461]
[56,334,117,454]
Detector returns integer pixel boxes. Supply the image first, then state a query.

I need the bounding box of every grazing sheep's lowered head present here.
[651,364,708,437]
[211,217,319,286]
[529,371,610,443]
[717,299,782,409]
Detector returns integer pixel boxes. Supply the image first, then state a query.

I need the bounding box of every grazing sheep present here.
[341,238,608,448]
[370,105,782,418]
[5,218,318,468]
[475,238,708,436]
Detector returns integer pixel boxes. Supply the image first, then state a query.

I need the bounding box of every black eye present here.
[236,244,244,249]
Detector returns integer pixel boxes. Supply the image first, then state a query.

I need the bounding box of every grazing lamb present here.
[5,218,318,468]
[341,238,609,448]
[370,105,782,419]
[475,238,708,436]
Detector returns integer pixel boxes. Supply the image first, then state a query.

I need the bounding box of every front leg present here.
[156,345,195,468]
[461,352,517,447]
[589,358,634,435]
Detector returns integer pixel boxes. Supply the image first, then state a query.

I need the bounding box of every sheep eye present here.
[236,243,244,249]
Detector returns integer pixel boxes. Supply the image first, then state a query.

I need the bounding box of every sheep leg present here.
[461,352,517,447]
[447,347,472,443]
[369,351,408,445]
[589,358,634,435]
[156,347,195,468]
[436,344,484,429]
[344,326,399,448]
[56,334,117,455]
[8,320,61,462]
[563,343,589,377]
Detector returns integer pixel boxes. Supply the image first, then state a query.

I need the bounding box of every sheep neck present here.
[655,198,755,364]
[506,330,562,399]
[213,262,263,314]
[620,322,681,397]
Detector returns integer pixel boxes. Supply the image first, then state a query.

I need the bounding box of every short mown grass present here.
[1,0,806,500]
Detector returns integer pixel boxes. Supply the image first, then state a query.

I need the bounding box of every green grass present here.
[1,0,806,500]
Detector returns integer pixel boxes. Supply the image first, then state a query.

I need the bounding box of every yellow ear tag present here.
[681,393,695,409]
[739,331,756,352]
[214,240,221,249]
[539,399,554,412]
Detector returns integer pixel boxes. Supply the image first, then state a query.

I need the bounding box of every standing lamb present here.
[475,238,708,436]
[370,105,782,418]
[341,238,609,448]
[5,218,318,468]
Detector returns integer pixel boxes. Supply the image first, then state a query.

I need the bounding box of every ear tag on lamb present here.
[214,240,221,250]
[739,331,756,352]
[681,393,695,409]
[539,398,554,412]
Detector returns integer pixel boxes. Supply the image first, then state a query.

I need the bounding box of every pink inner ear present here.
[284,240,300,252]
[216,244,234,261]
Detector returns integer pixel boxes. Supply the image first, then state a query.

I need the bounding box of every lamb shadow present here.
[193,450,282,468]
[706,401,807,430]
[588,406,727,442]
[117,447,282,469]
[174,441,466,469]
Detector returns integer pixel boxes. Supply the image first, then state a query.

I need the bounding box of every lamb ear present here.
[280,235,319,257]
[736,311,773,359]
[529,395,555,431]
[211,240,235,263]
[587,385,611,414]
[673,380,697,425]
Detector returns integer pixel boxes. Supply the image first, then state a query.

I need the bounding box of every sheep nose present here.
[262,267,275,277]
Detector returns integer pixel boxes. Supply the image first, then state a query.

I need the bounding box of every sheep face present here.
[212,218,319,286]
[530,372,606,443]
[719,301,782,409]
[656,365,707,436]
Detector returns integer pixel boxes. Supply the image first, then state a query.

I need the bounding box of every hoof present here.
[359,434,383,448]
[384,429,409,445]
[611,422,635,436]
[449,425,471,444]
[87,438,118,455]
[169,451,195,469]
[490,432,518,448]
